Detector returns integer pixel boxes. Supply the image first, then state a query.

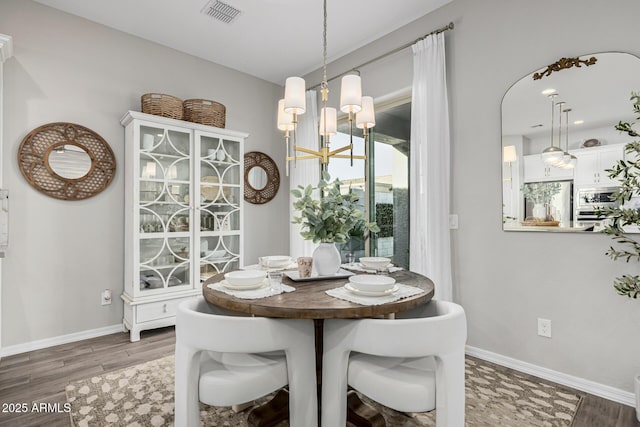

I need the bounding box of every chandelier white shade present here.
[284,77,306,115]
[340,75,362,113]
[319,107,337,136]
[356,96,376,129]
[277,99,294,131]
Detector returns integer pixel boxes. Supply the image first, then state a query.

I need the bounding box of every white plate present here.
[344,283,398,297]
[220,279,268,291]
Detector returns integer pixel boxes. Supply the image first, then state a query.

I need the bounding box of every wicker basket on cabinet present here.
[183,99,226,128]
[141,93,183,120]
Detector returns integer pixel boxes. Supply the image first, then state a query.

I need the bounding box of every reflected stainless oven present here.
[575,187,619,222]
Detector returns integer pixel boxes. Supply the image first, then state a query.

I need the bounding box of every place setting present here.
[242,255,298,272]
[207,269,295,299]
[341,256,404,274]
[326,273,424,305]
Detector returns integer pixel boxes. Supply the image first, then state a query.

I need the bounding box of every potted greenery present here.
[598,92,640,299]
[521,182,561,220]
[291,171,379,275]
[598,93,640,422]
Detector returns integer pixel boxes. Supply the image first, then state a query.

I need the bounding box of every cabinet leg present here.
[130,328,141,342]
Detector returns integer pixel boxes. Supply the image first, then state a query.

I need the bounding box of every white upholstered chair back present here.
[322,300,467,427]
[175,297,317,427]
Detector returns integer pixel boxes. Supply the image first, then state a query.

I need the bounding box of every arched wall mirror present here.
[18,122,116,200]
[244,151,280,204]
[501,52,640,233]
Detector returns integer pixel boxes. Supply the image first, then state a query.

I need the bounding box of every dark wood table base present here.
[247,388,289,427]
[347,390,386,427]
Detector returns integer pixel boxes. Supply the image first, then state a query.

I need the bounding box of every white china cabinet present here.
[121,111,247,341]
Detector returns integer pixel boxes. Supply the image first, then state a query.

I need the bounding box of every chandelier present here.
[541,93,576,168]
[277,0,375,176]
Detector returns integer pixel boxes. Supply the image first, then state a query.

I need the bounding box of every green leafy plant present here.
[521,182,561,205]
[291,171,380,244]
[597,92,640,298]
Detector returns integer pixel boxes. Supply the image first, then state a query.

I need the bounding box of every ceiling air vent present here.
[200,0,242,24]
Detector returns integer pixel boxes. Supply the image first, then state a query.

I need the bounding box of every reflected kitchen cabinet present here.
[523,154,574,182]
[572,144,624,186]
[120,111,248,341]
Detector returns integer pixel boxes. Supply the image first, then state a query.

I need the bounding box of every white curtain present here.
[409,32,452,301]
[289,90,320,259]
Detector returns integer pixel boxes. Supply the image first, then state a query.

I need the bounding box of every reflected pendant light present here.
[541,93,564,165]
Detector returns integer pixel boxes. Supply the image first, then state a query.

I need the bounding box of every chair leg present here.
[435,350,466,427]
[321,347,351,427]
[174,347,201,427]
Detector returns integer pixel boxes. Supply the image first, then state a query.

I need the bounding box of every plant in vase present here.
[521,182,561,221]
[291,171,379,275]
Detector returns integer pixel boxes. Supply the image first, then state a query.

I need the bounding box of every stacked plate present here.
[222,270,267,290]
[259,255,293,269]
[345,274,398,297]
[359,257,392,270]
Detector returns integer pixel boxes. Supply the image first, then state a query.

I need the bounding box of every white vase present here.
[532,203,546,220]
[313,242,341,276]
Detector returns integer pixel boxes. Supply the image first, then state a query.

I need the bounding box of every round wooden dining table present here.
[202,268,435,427]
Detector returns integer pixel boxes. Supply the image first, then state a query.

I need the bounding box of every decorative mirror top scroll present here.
[18,122,116,200]
[501,52,640,233]
[244,151,280,204]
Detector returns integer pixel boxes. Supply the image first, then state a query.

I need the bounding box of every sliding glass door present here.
[328,101,411,268]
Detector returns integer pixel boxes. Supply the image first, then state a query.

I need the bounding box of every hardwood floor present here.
[0,326,637,426]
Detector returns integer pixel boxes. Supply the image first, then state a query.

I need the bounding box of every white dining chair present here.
[321,300,467,427]
[174,297,317,427]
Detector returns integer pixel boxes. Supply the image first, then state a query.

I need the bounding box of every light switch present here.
[449,214,459,230]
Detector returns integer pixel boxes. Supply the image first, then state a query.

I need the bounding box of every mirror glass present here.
[48,144,92,179]
[244,151,280,204]
[248,166,268,190]
[502,52,640,233]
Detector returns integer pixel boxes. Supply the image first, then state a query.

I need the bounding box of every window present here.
[328,101,411,268]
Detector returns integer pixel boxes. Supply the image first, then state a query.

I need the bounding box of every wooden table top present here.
[202,269,435,319]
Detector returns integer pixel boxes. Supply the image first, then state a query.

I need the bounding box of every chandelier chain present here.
[321,0,328,90]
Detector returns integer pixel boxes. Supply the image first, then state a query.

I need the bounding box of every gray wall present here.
[310,0,640,394]
[0,0,289,347]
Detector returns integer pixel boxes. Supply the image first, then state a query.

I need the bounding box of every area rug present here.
[65,355,583,426]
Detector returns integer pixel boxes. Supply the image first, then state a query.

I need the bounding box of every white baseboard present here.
[0,324,124,357]
[466,345,637,408]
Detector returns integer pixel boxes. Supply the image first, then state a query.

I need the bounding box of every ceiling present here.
[33,0,451,85]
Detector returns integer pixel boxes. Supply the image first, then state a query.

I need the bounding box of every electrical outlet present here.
[537,318,551,338]
[101,289,112,306]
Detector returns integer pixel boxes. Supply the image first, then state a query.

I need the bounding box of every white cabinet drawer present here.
[137,297,193,323]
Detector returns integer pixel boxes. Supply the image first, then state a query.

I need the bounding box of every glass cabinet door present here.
[138,125,192,294]
[196,133,242,280]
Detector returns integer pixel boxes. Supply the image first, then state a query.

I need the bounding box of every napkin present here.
[341,263,404,274]
[325,283,424,306]
[207,280,296,299]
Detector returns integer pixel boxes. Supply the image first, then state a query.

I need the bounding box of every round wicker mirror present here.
[244,151,280,204]
[18,122,116,200]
